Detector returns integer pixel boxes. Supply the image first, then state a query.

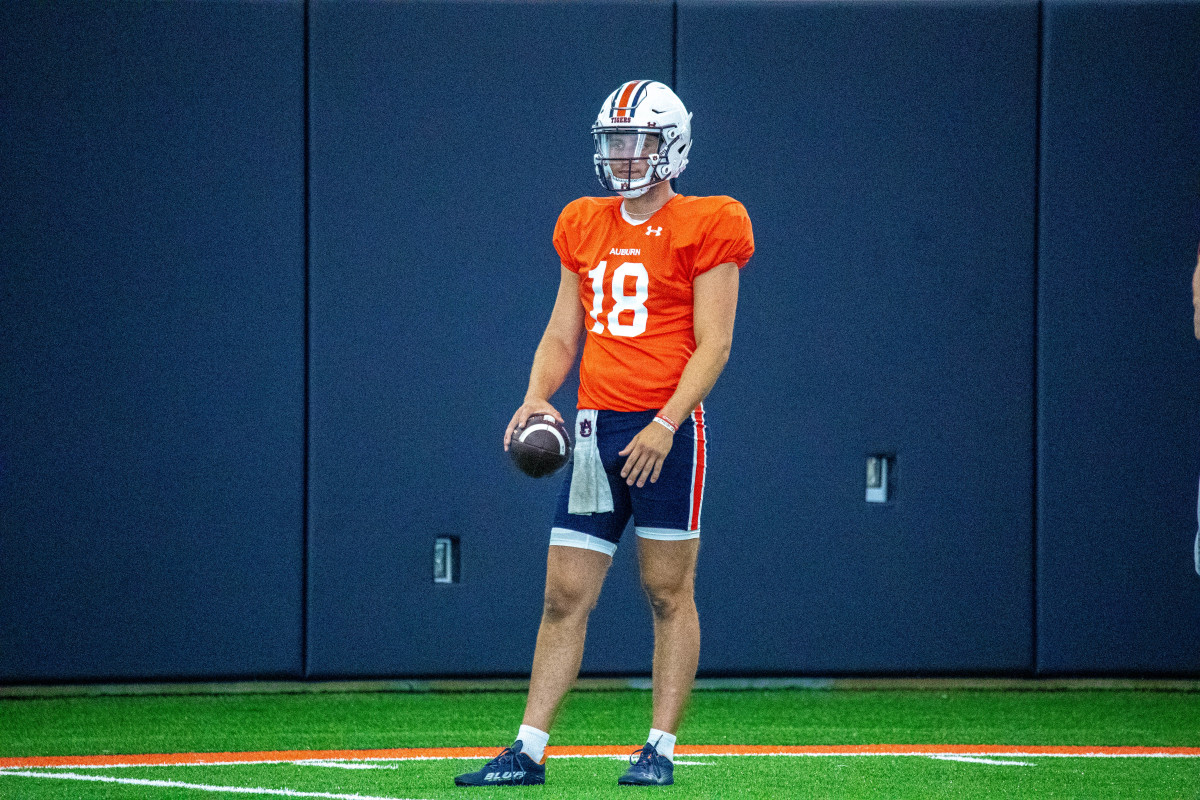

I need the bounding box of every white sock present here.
[517,725,549,763]
[648,728,676,762]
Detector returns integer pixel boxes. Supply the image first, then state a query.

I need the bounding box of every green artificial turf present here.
[1,684,1199,798]
[3,686,1198,757]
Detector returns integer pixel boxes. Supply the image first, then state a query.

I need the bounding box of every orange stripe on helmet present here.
[613,81,642,119]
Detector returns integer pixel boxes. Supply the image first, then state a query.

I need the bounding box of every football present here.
[509,413,573,478]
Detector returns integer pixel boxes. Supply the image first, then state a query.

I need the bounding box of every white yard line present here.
[0,770,428,800]
[928,755,1035,766]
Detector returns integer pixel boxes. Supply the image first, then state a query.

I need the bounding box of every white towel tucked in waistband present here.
[568,409,613,515]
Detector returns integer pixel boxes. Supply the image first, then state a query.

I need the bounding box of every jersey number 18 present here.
[588,261,649,337]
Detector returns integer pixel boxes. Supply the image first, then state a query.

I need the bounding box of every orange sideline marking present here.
[3,743,1199,770]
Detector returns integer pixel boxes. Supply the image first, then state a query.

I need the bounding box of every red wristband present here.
[652,413,678,434]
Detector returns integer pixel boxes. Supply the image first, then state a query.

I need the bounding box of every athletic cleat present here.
[453,740,545,787]
[617,742,674,786]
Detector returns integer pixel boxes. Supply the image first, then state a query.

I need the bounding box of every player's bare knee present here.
[642,581,693,622]
[647,592,676,621]
[542,580,597,623]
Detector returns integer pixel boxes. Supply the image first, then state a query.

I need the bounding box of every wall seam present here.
[671,0,678,90]
[1031,0,1044,678]
[301,0,312,680]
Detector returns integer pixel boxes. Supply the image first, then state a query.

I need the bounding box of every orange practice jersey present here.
[553,194,754,411]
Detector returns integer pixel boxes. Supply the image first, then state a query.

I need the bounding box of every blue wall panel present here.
[307,0,673,677]
[0,2,305,681]
[1037,0,1200,674]
[677,0,1039,673]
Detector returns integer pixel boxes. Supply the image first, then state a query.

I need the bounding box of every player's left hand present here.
[619,422,674,487]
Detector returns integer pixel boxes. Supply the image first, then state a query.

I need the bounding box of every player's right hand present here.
[505,400,564,451]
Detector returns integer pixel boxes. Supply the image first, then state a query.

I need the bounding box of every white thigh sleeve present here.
[635,526,700,541]
[550,527,618,557]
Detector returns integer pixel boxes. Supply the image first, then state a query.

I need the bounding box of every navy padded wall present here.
[8,0,1194,683]
[1037,0,1200,674]
[0,2,305,681]
[677,0,1039,673]
[307,0,672,677]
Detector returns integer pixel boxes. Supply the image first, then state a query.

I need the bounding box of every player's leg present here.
[637,536,701,736]
[638,534,700,734]
[614,537,698,788]
[523,544,613,732]
[619,407,707,786]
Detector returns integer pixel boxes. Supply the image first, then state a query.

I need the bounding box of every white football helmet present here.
[592,80,692,198]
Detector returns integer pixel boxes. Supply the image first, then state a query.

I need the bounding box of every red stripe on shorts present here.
[690,406,707,530]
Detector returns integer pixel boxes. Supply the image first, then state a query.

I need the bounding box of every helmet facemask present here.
[593,129,670,197]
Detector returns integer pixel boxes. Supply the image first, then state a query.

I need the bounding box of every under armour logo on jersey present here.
[580,420,593,438]
[646,225,662,236]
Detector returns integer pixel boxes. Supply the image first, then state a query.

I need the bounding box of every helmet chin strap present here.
[619,185,652,199]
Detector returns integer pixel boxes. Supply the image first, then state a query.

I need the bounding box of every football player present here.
[456,80,754,788]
